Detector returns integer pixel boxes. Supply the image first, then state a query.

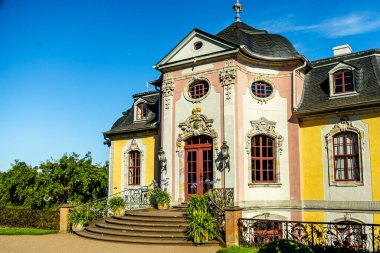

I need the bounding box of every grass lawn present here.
[217,246,259,253]
[0,227,59,235]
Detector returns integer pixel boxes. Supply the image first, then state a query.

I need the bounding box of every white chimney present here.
[333,44,352,56]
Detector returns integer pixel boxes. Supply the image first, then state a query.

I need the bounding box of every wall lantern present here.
[158,147,167,174]
[221,141,230,172]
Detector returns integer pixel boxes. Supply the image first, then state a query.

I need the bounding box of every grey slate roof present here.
[104,91,159,137]
[216,22,301,59]
[297,49,380,116]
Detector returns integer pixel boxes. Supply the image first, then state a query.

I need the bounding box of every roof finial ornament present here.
[233,0,243,22]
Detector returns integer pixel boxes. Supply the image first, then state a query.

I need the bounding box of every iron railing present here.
[238,218,380,252]
[208,188,234,239]
[73,187,151,223]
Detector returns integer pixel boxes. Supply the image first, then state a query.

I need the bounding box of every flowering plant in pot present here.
[68,207,88,231]
[149,179,170,209]
[108,196,127,216]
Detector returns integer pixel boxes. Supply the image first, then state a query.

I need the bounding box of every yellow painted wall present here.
[142,135,157,186]
[112,140,126,194]
[303,211,325,223]
[300,119,328,200]
[361,113,380,202]
[111,135,157,195]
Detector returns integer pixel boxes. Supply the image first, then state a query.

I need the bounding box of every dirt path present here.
[0,233,220,253]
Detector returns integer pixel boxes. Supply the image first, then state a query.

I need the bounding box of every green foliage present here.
[68,208,88,225]
[217,246,259,253]
[186,194,217,244]
[0,227,58,235]
[0,153,108,210]
[149,188,170,206]
[310,245,375,253]
[108,196,126,213]
[258,239,314,253]
[0,208,60,230]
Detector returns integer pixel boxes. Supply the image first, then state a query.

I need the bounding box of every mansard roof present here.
[103,91,159,138]
[297,49,380,117]
[216,22,300,59]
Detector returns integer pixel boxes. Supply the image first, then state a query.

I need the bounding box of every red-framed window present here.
[251,135,276,182]
[333,70,354,94]
[136,103,147,120]
[128,151,140,185]
[252,81,273,98]
[188,81,209,99]
[333,132,360,181]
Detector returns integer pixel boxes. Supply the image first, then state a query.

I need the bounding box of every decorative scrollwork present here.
[238,218,380,252]
[162,74,174,110]
[208,188,234,240]
[219,60,236,100]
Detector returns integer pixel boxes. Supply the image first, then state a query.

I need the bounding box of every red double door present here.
[184,136,214,200]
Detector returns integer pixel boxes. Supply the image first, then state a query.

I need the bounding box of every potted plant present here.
[187,194,217,244]
[150,188,170,209]
[108,196,126,216]
[68,208,88,231]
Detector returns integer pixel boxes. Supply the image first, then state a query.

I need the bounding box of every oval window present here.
[193,41,203,50]
[188,81,209,99]
[252,81,273,98]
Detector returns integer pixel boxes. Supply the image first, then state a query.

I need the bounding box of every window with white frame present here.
[325,120,365,186]
[135,102,147,120]
[328,63,357,97]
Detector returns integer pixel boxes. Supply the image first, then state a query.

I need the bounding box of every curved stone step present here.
[75,230,219,245]
[115,215,187,223]
[86,226,187,238]
[95,220,187,233]
[105,217,189,227]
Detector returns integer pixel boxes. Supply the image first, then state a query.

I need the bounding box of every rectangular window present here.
[251,135,276,183]
[128,151,141,185]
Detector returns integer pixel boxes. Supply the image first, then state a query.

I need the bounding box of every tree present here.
[0,153,108,210]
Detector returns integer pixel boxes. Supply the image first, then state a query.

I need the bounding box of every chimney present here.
[333,44,352,56]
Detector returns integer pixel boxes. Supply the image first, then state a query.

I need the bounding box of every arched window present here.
[333,70,354,94]
[333,132,360,181]
[136,103,147,120]
[251,135,276,182]
[128,151,140,185]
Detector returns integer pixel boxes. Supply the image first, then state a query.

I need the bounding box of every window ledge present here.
[329,91,358,99]
[249,183,282,188]
[330,181,363,187]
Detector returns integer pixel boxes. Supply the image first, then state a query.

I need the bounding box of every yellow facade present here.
[361,113,380,202]
[111,135,157,195]
[300,119,327,201]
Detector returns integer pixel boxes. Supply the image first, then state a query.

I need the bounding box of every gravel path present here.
[0,233,220,253]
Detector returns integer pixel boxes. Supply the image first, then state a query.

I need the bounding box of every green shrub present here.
[107,196,126,213]
[68,208,88,225]
[217,246,259,253]
[149,188,170,206]
[258,239,314,253]
[186,194,217,244]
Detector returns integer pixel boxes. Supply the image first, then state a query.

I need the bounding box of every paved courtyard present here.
[0,233,220,253]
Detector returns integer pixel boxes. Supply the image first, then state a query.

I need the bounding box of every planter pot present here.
[113,208,125,217]
[72,223,84,232]
[157,203,169,210]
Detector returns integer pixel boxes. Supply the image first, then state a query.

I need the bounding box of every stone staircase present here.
[75,207,219,245]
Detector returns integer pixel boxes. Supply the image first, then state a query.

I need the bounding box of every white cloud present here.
[261,13,380,37]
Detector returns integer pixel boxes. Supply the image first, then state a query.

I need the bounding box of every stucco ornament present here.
[125,139,144,159]
[219,60,236,100]
[162,73,174,110]
[176,107,218,152]
[246,117,284,154]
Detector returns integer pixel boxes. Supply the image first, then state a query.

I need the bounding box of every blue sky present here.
[1,0,380,171]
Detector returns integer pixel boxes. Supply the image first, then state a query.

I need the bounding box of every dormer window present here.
[136,103,147,120]
[333,70,354,94]
[328,63,357,98]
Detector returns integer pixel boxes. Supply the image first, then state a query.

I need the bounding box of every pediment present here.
[155,29,238,68]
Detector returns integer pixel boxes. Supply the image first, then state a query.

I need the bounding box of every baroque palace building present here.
[103,2,380,224]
